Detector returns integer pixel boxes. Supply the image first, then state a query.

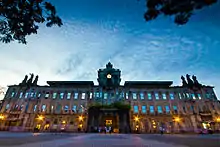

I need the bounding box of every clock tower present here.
[97,62,121,88]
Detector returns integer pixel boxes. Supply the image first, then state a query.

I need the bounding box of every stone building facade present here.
[0,62,220,133]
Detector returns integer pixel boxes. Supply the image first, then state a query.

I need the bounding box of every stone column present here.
[190,115,198,133]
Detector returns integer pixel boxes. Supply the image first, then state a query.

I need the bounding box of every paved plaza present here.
[0,133,219,147]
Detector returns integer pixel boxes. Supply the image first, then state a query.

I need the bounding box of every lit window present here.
[33,105,37,112]
[178,93,182,99]
[42,104,46,112]
[25,92,29,98]
[191,94,196,99]
[173,106,178,113]
[186,93,190,98]
[67,92,71,99]
[60,92,64,99]
[74,92,78,99]
[90,92,93,99]
[140,93,144,100]
[157,106,163,113]
[38,93,41,98]
[51,105,54,112]
[11,92,15,97]
[20,105,23,111]
[64,105,69,112]
[30,92,34,97]
[104,93,108,99]
[33,92,37,98]
[120,92,124,98]
[53,93,57,99]
[45,92,50,98]
[19,92,23,98]
[125,93,129,99]
[96,92,99,98]
[81,93,86,99]
[14,104,19,110]
[142,105,146,113]
[162,93,166,99]
[206,93,210,99]
[165,106,170,113]
[72,105,77,113]
[148,93,152,100]
[155,93,159,100]
[170,93,174,100]
[5,104,10,110]
[133,93,137,99]
[198,94,201,99]
[133,105,138,113]
[150,106,154,113]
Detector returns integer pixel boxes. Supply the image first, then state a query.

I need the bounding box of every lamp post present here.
[78,115,83,132]
[134,116,140,133]
[173,116,181,133]
[215,117,220,132]
[35,115,44,132]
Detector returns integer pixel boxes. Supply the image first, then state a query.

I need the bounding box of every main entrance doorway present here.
[86,107,131,133]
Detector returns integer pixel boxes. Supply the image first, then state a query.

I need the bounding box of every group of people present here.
[98,126,113,133]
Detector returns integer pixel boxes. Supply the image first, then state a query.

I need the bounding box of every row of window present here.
[5,104,85,113]
[9,91,215,101]
[5,102,217,114]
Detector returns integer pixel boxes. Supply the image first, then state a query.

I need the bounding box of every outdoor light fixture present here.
[134,116,139,122]
[37,115,44,121]
[79,116,83,121]
[216,117,220,123]
[0,114,5,120]
[174,117,181,122]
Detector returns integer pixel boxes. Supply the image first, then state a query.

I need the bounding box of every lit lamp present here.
[134,116,139,122]
[216,117,220,123]
[79,116,83,121]
[37,115,44,121]
[174,117,181,122]
[0,114,5,120]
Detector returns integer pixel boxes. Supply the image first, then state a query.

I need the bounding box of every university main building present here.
[0,62,220,133]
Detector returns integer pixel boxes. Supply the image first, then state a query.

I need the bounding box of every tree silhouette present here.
[0,0,62,44]
[144,0,218,25]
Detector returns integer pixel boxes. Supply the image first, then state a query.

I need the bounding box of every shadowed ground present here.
[0,132,219,147]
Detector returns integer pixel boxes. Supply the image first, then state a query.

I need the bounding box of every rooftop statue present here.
[19,75,28,86]
[27,73,34,86]
[192,75,202,88]
[186,74,194,88]
[32,75,39,86]
[181,75,188,87]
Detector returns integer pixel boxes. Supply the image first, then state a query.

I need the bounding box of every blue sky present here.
[0,0,220,100]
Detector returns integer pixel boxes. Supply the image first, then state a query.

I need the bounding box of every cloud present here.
[0,15,220,100]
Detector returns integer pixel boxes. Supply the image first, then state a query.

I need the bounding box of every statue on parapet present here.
[192,75,202,88]
[181,75,188,87]
[27,73,34,86]
[186,74,194,88]
[32,75,39,86]
[19,75,28,86]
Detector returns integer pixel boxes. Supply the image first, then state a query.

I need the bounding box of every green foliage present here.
[144,0,218,25]
[0,0,62,44]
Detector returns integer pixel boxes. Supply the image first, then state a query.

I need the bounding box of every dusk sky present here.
[0,0,220,100]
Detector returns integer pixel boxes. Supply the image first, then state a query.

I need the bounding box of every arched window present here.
[42,104,46,112]
[64,105,69,112]
[56,104,61,113]
[5,104,10,110]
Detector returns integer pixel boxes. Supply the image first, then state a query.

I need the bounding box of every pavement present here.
[0,132,219,147]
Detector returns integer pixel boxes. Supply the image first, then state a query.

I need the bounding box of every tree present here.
[0,0,62,44]
[144,0,218,25]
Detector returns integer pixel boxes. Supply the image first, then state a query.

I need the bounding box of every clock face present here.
[107,74,112,79]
